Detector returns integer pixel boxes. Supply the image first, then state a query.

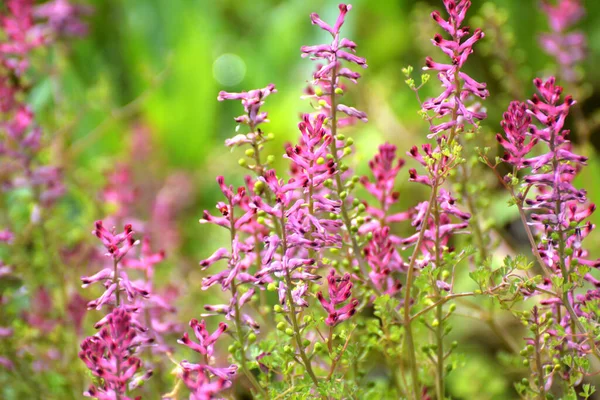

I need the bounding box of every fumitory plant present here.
[3,0,600,399]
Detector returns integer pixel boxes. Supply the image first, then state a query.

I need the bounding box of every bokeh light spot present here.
[213,53,246,86]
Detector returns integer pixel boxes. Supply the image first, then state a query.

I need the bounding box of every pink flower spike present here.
[317,269,358,327]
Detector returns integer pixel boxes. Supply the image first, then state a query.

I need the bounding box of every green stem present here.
[433,201,444,400]
[113,258,120,307]
[533,317,546,400]
[112,257,122,400]
[458,162,487,261]
[402,186,438,400]
[232,280,268,398]
[228,200,268,398]
[279,215,322,393]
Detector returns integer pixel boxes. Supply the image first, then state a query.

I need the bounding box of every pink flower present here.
[177,317,236,400]
[180,368,232,400]
[34,0,93,38]
[423,0,488,137]
[301,4,368,126]
[178,319,228,357]
[364,227,405,296]
[317,269,359,326]
[539,0,586,82]
[79,307,153,398]
[217,84,276,136]
[92,221,138,261]
[496,102,536,168]
[0,0,46,75]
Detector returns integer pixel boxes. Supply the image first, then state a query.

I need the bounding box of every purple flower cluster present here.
[361,144,409,295]
[498,77,600,361]
[317,269,358,326]
[34,0,93,38]
[79,222,155,398]
[217,84,277,147]
[423,0,489,137]
[301,3,368,126]
[499,78,596,271]
[177,319,237,399]
[539,0,586,82]
[79,307,153,399]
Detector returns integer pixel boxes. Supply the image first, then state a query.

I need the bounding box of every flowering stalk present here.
[302,3,371,281]
[79,221,154,399]
[177,319,236,399]
[198,177,266,397]
[494,77,600,394]
[539,0,593,147]
[539,0,585,84]
[401,2,487,398]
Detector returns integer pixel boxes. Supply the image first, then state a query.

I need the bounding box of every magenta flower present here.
[217,84,276,146]
[498,77,600,359]
[178,319,228,357]
[285,113,336,188]
[0,0,46,75]
[82,222,148,310]
[495,101,536,168]
[92,221,138,261]
[79,307,153,399]
[317,269,358,326]
[301,3,368,126]
[178,318,236,400]
[123,237,180,353]
[360,143,411,237]
[422,0,488,137]
[0,230,13,243]
[401,189,470,273]
[180,368,232,400]
[539,0,586,82]
[34,0,93,38]
[363,227,404,295]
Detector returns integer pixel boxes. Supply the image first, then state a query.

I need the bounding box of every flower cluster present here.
[79,222,155,398]
[34,0,93,38]
[423,0,489,137]
[177,319,236,399]
[302,3,368,126]
[79,307,153,399]
[217,84,276,148]
[497,78,600,384]
[317,269,358,326]
[499,78,596,273]
[539,0,586,82]
[361,144,409,295]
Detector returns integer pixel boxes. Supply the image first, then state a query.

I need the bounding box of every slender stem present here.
[113,258,120,307]
[111,257,122,400]
[533,316,546,400]
[231,280,268,398]
[458,162,487,261]
[402,186,438,400]
[326,327,355,380]
[433,201,445,400]
[279,214,322,392]
[435,302,445,400]
[228,201,268,398]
